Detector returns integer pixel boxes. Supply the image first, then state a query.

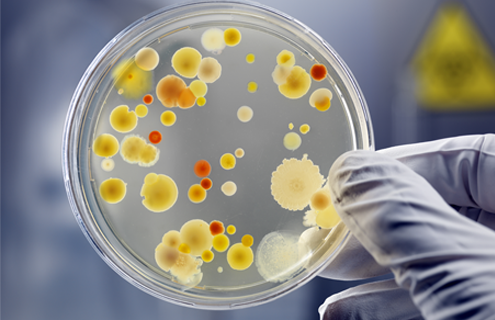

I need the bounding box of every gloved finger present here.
[318,233,390,280]
[379,134,495,226]
[329,150,495,319]
[318,279,423,320]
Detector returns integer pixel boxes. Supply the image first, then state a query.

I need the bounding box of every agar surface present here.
[94,25,339,289]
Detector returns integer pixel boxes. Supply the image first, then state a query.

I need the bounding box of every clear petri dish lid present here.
[62,0,373,310]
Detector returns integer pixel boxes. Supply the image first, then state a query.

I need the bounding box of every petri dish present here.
[62,1,373,310]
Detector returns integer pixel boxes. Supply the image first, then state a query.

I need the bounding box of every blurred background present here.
[2,0,495,319]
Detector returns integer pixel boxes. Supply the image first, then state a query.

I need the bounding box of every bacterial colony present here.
[92,27,342,289]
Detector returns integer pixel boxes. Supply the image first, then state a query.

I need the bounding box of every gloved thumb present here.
[327,150,495,319]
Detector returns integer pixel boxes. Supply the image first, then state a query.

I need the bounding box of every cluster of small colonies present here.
[99,178,127,204]
[303,185,341,229]
[154,220,211,287]
[110,105,138,133]
[155,219,252,285]
[309,88,333,112]
[188,159,213,204]
[120,135,159,167]
[153,47,221,111]
[140,173,178,212]
[271,50,311,99]
[201,27,242,54]
[271,154,325,211]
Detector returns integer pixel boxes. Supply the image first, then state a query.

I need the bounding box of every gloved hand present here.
[318,135,495,320]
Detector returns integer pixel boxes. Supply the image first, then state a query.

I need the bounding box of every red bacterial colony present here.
[209,220,225,236]
[143,94,153,104]
[194,159,211,178]
[149,131,162,144]
[310,64,327,81]
[200,178,212,190]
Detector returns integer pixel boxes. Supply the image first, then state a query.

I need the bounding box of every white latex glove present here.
[319,135,495,320]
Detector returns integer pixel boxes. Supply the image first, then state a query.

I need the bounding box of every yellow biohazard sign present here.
[412,2,495,110]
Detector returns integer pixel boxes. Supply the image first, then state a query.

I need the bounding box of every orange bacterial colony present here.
[200,178,212,190]
[92,24,340,290]
[209,221,225,235]
[143,94,153,104]
[148,131,162,144]
[310,64,327,81]
[194,159,211,177]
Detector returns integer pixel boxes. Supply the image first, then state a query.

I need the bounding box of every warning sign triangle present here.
[412,2,495,110]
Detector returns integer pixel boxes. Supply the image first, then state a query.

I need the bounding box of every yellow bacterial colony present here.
[135,104,148,117]
[135,47,159,71]
[271,154,325,211]
[93,134,119,158]
[213,234,230,252]
[162,230,181,248]
[227,225,236,235]
[101,159,115,172]
[110,105,138,133]
[120,135,159,167]
[190,80,208,97]
[277,50,295,67]
[160,110,176,126]
[300,124,310,134]
[224,28,242,46]
[247,81,258,93]
[198,57,222,83]
[201,28,226,53]
[220,153,236,170]
[202,250,214,263]
[188,184,207,204]
[172,47,202,78]
[140,173,178,212]
[99,178,126,204]
[242,234,254,247]
[278,66,311,99]
[304,186,341,229]
[112,60,152,99]
[221,181,237,196]
[180,219,213,256]
[283,132,302,151]
[234,148,245,158]
[309,88,333,112]
[237,106,253,122]
[246,53,255,63]
[227,243,253,270]
[197,97,206,106]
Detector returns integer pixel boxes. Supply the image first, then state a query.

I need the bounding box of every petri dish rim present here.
[61,0,374,310]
